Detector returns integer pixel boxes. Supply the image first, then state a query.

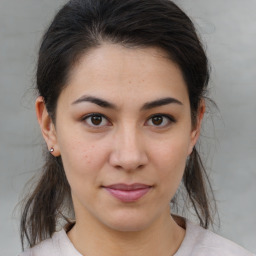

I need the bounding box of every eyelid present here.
[81,113,112,128]
[145,113,176,127]
[81,112,176,129]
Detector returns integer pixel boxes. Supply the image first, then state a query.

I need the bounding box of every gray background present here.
[0,0,255,255]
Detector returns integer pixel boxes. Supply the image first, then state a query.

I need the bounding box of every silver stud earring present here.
[50,147,54,153]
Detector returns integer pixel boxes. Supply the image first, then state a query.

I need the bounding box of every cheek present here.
[59,139,101,203]
[61,136,91,165]
[153,135,189,170]
[56,133,95,187]
[57,130,111,185]
[63,145,98,174]
[150,135,190,194]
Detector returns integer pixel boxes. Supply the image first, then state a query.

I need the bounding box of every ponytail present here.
[182,147,216,228]
[20,153,72,249]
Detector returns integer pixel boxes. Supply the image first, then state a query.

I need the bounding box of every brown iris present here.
[152,116,163,126]
[91,115,102,125]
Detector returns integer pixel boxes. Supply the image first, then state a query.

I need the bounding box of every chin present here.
[101,210,155,232]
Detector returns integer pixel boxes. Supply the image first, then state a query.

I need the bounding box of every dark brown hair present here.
[20,0,216,249]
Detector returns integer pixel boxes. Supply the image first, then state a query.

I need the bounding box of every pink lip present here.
[103,183,152,202]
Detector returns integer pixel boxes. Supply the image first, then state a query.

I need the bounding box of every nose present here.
[109,126,149,171]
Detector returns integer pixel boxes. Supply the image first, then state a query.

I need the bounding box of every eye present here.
[82,113,110,128]
[146,114,175,127]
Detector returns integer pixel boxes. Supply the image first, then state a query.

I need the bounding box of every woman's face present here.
[40,44,202,232]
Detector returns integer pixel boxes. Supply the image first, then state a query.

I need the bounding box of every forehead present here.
[60,43,189,107]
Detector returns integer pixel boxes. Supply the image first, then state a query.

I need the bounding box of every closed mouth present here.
[102,183,153,202]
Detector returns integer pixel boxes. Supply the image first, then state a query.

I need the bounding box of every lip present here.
[103,183,152,202]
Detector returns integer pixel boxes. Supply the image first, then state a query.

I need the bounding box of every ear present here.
[35,96,60,157]
[188,100,205,155]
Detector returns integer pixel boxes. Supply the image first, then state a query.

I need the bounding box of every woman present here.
[19,0,255,255]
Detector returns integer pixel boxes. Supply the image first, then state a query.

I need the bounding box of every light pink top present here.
[19,220,255,256]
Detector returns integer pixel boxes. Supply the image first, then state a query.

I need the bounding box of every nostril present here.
[113,163,145,171]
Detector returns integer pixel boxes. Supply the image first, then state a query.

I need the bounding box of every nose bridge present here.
[122,124,141,154]
[109,123,148,170]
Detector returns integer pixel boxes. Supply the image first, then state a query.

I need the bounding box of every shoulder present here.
[18,234,56,256]
[176,220,255,256]
[18,229,81,256]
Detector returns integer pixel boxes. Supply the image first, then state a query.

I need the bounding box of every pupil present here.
[91,115,102,125]
[152,116,163,125]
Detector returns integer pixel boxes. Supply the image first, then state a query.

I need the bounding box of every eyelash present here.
[81,113,176,129]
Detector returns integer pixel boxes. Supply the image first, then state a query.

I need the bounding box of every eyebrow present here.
[72,95,183,110]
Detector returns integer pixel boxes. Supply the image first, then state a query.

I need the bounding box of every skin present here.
[36,43,205,256]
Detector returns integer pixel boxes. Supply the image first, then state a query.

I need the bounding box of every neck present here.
[67,209,185,256]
